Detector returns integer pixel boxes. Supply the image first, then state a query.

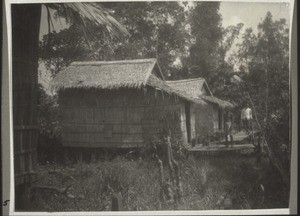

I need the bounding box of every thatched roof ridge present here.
[51,58,165,91]
[166,77,213,97]
[166,77,204,83]
[200,95,234,109]
[70,58,157,66]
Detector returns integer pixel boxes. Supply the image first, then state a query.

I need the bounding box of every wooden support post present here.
[166,137,175,180]
[165,133,182,205]
[111,192,123,211]
[157,156,165,207]
[90,150,97,162]
[64,148,70,164]
[256,133,262,165]
[104,149,108,161]
[77,149,83,163]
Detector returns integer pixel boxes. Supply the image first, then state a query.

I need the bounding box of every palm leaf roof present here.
[52,58,163,90]
[166,78,234,109]
[51,58,206,105]
[166,78,213,97]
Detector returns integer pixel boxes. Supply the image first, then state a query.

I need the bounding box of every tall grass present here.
[29,154,288,211]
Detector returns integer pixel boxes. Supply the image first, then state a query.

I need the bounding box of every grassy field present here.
[27,152,289,212]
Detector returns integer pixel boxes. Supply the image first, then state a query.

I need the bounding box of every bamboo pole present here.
[157,155,165,207]
[164,133,182,205]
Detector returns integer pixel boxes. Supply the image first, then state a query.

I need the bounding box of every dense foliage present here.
[40,2,189,78]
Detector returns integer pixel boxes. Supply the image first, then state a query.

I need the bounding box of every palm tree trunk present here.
[12,4,41,210]
[11,3,127,210]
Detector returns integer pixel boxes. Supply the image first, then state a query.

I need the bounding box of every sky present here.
[220,1,290,30]
[38,1,292,94]
[219,1,290,65]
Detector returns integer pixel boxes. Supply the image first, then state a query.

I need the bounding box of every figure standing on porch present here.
[224,110,233,147]
[241,104,253,133]
[241,107,246,131]
[244,104,253,134]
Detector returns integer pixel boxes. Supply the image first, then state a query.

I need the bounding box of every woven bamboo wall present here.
[59,87,188,148]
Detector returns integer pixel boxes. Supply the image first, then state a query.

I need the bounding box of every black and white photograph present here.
[2,0,296,214]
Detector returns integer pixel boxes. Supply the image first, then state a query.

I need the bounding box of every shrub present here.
[29,154,288,211]
[37,85,63,164]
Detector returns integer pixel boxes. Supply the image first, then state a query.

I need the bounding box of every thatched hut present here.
[166,78,234,143]
[52,59,207,151]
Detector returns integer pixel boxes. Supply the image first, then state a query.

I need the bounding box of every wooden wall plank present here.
[122,125,142,134]
[94,108,106,123]
[122,134,143,143]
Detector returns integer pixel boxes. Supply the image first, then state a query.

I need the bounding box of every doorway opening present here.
[185,102,191,143]
[218,108,223,130]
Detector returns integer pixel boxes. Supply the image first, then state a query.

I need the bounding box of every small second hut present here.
[166,78,234,143]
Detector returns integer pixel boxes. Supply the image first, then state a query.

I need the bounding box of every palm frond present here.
[64,2,129,38]
[45,2,129,39]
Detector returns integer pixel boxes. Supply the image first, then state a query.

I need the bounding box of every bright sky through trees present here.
[220,1,290,58]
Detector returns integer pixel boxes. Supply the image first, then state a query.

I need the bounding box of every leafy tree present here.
[39,25,88,77]
[169,2,243,95]
[211,22,244,94]
[40,2,244,85]
[188,2,223,81]
[39,2,188,78]
[233,12,290,189]
[237,12,289,129]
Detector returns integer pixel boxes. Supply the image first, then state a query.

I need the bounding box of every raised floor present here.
[188,131,256,154]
